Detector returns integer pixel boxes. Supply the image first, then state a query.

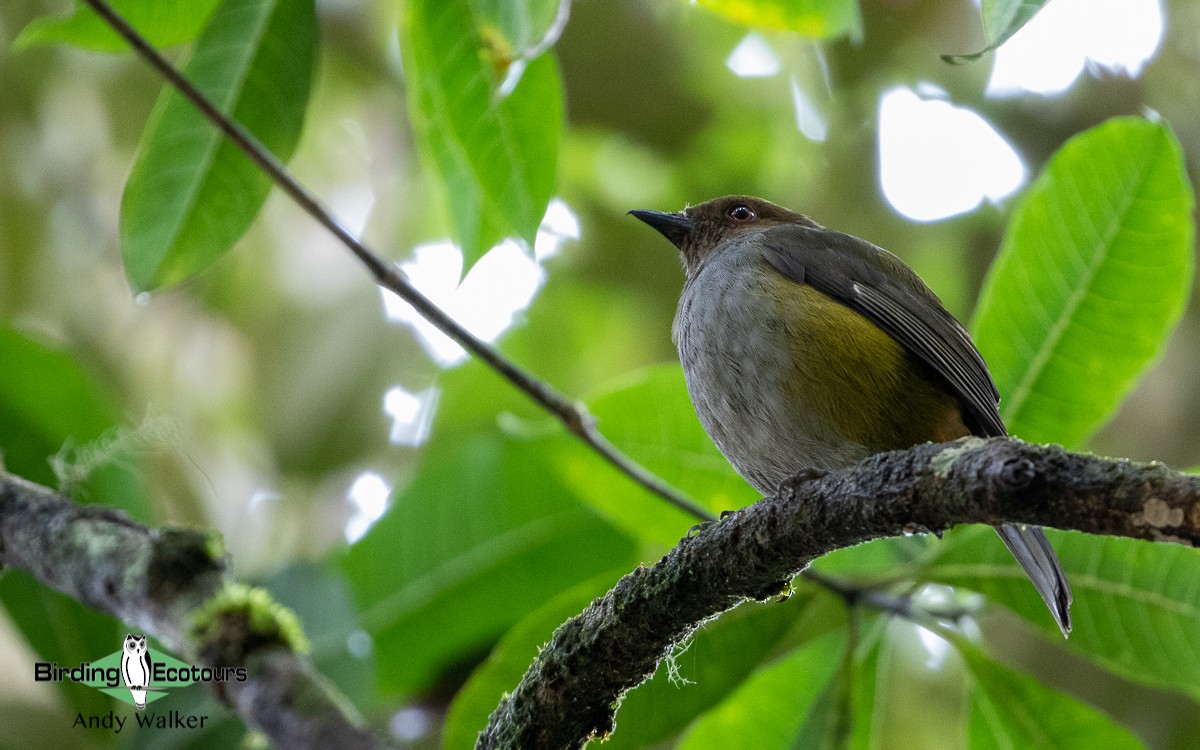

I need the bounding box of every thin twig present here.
[800,568,973,623]
[80,0,714,524]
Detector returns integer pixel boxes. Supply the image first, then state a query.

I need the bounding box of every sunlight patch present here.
[383,385,439,447]
[878,87,1025,222]
[726,33,780,78]
[345,472,391,543]
[382,200,577,366]
[790,76,828,142]
[988,0,1163,97]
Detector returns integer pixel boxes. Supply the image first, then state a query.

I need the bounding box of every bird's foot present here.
[683,509,736,541]
[775,467,828,500]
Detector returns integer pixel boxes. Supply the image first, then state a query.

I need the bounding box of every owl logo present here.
[120,634,152,710]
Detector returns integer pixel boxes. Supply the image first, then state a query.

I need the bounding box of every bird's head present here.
[630,195,820,273]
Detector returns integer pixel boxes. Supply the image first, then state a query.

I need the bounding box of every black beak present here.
[628,209,693,249]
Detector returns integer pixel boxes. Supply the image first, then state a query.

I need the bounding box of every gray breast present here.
[673,241,870,495]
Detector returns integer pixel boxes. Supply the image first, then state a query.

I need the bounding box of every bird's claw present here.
[775,467,828,499]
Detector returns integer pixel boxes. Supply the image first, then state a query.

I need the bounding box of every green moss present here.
[191,583,310,655]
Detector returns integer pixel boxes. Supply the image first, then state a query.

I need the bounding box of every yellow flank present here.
[768,276,968,450]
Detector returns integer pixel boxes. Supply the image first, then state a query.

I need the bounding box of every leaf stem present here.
[523,0,572,62]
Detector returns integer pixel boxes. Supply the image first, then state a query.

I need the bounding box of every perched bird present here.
[631,195,1072,636]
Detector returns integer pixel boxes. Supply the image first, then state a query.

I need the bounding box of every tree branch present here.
[477,437,1200,749]
[78,0,712,524]
[0,472,394,750]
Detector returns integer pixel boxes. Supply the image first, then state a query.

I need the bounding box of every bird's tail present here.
[995,524,1072,637]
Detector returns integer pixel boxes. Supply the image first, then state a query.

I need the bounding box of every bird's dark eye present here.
[728,205,756,222]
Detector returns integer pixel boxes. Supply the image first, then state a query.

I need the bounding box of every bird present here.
[630,195,1072,636]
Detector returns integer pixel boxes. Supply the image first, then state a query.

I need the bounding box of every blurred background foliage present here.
[1,0,1199,748]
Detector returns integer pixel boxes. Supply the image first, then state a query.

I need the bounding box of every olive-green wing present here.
[759,224,1006,438]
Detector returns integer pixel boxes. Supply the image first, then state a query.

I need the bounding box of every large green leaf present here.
[0,327,151,522]
[266,564,375,706]
[446,589,842,750]
[677,616,894,749]
[120,0,317,291]
[401,0,563,271]
[692,0,861,39]
[942,0,1049,63]
[972,118,1194,448]
[15,0,219,52]
[924,527,1200,702]
[959,637,1143,748]
[554,365,759,549]
[442,571,628,750]
[871,617,1143,749]
[0,328,150,717]
[0,329,114,484]
[603,591,842,749]
[676,630,846,748]
[865,619,971,749]
[673,604,1141,750]
[341,433,637,698]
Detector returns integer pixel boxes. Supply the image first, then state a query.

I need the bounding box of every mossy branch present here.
[477,437,1200,749]
[0,472,394,750]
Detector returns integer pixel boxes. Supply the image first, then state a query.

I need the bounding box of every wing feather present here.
[761,225,1005,438]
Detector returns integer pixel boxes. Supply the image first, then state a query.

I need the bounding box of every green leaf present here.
[676,630,846,748]
[471,0,565,62]
[942,0,1048,64]
[402,0,563,271]
[604,591,842,749]
[844,623,889,750]
[0,328,115,485]
[980,0,1045,41]
[341,433,638,698]
[971,118,1195,448]
[866,619,971,749]
[0,329,151,521]
[15,0,220,52]
[442,571,628,750]
[692,0,861,39]
[120,0,317,291]
[446,549,848,749]
[266,564,375,706]
[554,365,759,549]
[812,536,933,577]
[677,616,894,750]
[959,637,1143,748]
[924,527,1200,702]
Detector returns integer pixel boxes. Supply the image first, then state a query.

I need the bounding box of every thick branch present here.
[477,437,1200,749]
[0,473,392,750]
